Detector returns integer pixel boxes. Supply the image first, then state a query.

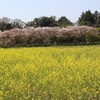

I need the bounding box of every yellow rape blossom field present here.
[0,46,100,100]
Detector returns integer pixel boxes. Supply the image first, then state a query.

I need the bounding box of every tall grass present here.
[0,46,100,100]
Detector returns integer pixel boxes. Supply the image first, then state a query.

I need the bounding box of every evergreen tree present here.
[78,10,95,26]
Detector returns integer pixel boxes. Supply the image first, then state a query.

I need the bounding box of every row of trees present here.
[0,26,99,47]
[0,16,72,32]
[26,10,100,28]
[26,16,72,27]
[0,17,25,31]
[0,10,100,32]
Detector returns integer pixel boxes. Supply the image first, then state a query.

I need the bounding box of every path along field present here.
[0,46,100,100]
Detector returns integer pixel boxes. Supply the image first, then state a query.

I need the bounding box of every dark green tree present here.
[39,16,51,27]
[26,18,41,27]
[93,10,99,20]
[0,17,12,31]
[0,21,12,31]
[58,16,72,27]
[93,11,100,27]
[26,16,57,27]
[78,12,85,22]
[25,21,34,27]
[48,16,57,26]
[78,10,95,26]
[33,18,40,27]
[0,21,6,31]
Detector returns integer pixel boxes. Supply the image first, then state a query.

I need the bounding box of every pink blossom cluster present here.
[0,26,99,47]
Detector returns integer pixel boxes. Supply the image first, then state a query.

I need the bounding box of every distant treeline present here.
[0,10,100,32]
[0,26,100,48]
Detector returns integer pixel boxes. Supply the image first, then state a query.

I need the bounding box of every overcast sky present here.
[0,0,100,23]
